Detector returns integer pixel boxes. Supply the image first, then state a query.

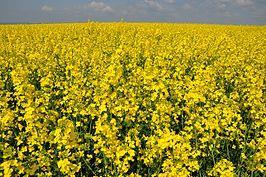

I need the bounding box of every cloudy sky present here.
[0,0,265,24]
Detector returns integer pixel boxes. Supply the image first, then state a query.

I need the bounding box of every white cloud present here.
[41,5,53,12]
[164,0,175,3]
[217,0,254,6]
[88,1,113,12]
[218,3,227,9]
[223,11,233,17]
[144,0,163,11]
[234,0,253,6]
[182,3,193,10]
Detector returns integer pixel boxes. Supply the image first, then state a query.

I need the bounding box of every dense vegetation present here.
[0,23,265,176]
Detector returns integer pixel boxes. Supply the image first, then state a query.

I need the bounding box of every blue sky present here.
[0,0,265,24]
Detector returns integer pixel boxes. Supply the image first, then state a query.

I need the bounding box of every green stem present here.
[82,157,96,176]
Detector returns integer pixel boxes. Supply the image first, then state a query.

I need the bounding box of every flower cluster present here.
[0,23,265,176]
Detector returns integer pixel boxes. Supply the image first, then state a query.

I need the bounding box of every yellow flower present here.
[208,159,236,177]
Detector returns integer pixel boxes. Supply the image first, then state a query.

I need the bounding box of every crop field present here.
[0,23,265,177]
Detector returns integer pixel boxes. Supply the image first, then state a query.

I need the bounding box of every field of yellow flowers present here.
[0,23,265,177]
